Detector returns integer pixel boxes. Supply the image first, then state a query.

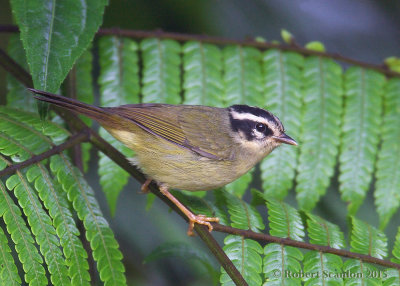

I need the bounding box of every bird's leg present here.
[159,185,220,236]
[140,178,153,193]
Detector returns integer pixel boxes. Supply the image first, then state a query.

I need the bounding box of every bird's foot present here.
[187,214,220,236]
[140,179,152,194]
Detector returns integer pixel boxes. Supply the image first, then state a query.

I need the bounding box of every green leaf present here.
[392,227,400,264]
[375,78,400,228]
[50,155,126,285]
[221,235,263,286]
[261,50,303,199]
[0,178,47,285]
[295,57,343,211]
[349,216,387,259]
[0,215,21,286]
[264,244,303,285]
[6,171,70,285]
[266,199,304,241]
[339,67,385,215]
[182,42,224,106]
[305,212,346,248]
[384,269,400,286]
[343,260,381,285]
[98,36,139,216]
[140,38,181,104]
[225,168,254,198]
[303,252,343,285]
[11,0,107,117]
[6,34,36,111]
[223,46,264,106]
[223,191,264,232]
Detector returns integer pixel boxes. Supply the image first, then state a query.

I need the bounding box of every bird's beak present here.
[272,133,298,146]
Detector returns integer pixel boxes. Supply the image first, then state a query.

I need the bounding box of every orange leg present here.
[140,178,152,193]
[159,185,220,236]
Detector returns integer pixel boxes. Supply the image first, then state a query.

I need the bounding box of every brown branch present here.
[1,24,398,79]
[0,129,90,178]
[0,50,247,285]
[212,223,400,270]
[0,48,33,87]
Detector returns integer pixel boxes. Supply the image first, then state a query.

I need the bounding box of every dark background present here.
[1,1,400,285]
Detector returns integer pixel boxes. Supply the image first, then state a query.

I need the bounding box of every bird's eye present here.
[255,123,266,133]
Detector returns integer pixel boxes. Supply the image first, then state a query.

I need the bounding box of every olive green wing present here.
[107,104,234,160]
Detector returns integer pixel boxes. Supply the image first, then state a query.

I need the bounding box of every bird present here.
[30,88,297,235]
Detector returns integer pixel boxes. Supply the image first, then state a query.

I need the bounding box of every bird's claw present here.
[187,214,220,236]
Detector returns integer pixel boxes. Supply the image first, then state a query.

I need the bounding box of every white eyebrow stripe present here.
[230,111,270,125]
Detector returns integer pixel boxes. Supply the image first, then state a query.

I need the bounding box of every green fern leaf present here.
[261,50,303,199]
[26,165,90,285]
[384,269,400,286]
[343,260,381,285]
[267,199,304,241]
[50,155,126,285]
[74,48,94,172]
[303,252,343,285]
[6,34,36,111]
[0,206,21,286]
[6,171,70,285]
[140,38,181,104]
[306,212,346,248]
[223,191,264,232]
[375,78,400,229]
[263,244,303,285]
[98,36,139,215]
[392,227,400,264]
[349,216,387,259]
[0,179,47,285]
[225,168,254,198]
[182,42,224,106]
[221,235,263,286]
[296,57,343,211]
[212,191,230,226]
[339,67,385,215]
[223,46,263,106]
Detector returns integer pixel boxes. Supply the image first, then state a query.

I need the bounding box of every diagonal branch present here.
[212,223,400,270]
[0,48,248,286]
[0,129,90,178]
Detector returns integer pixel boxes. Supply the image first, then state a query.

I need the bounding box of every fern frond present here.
[98,36,139,215]
[223,46,263,106]
[225,168,254,198]
[339,67,385,215]
[392,227,400,264]
[375,78,400,229]
[267,199,304,241]
[305,212,345,248]
[6,34,36,111]
[264,244,303,285]
[343,260,380,285]
[182,42,224,106]
[6,171,70,285]
[0,179,46,285]
[295,57,343,211]
[349,216,387,259]
[221,235,263,286]
[140,38,181,104]
[26,165,90,285]
[0,197,21,286]
[384,269,400,286]
[223,191,264,232]
[50,155,126,285]
[261,50,303,199]
[303,252,343,285]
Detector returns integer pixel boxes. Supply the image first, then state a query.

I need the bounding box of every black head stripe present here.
[229,117,273,141]
[229,104,284,132]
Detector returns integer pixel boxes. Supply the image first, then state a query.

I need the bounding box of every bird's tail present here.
[29,88,116,125]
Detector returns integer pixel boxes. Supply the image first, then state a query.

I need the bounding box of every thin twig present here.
[1,24,398,78]
[0,130,90,178]
[212,223,400,270]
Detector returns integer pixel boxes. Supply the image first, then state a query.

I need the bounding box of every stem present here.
[0,130,90,178]
[212,223,400,270]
